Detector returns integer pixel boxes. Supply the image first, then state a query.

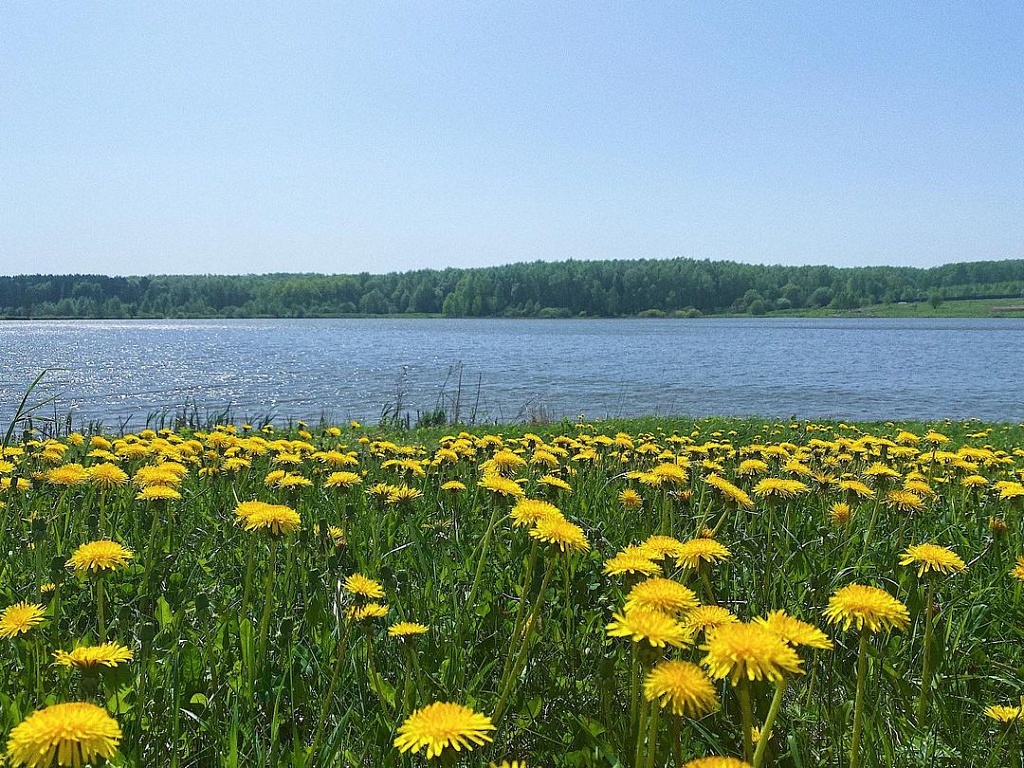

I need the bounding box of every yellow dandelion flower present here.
[478,474,526,499]
[324,471,362,489]
[1,477,31,492]
[274,472,312,489]
[962,474,988,488]
[490,761,528,768]
[651,462,689,485]
[325,525,346,547]
[346,602,389,621]
[393,701,495,759]
[388,486,423,504]
[0,602,46,639]
[89,436,113,451]
[388,622,429,638]
[233,500,272,522]
[44,464,88,486]
[752,478,809,501]
[783,459,812,478]
[989,516,1008,537]
[538,474,572,492]
[894,430,920,445]
[85,463,129,490]
[700,621,804,686]
[899,543,966,577]
[704,474,754,509]
[625,578,699,615]
[837,479,875,500]
[66,541,133,574]
[381,458,428,477]
[263,469,287,487]
[1009,556,1024,582]
[829,502,853,525]
[755,610,833,650]
[440,480,466,492]
[684,605,739,637]
[642,535,685,560]
[343,573,385,599]
[985,705,1023,723]
[133,465,184,488]
[603,550,661,577]
[529,515,590,553]
[488,449,527,474]
[865,462,902,483]
[606,607,693,648]
[510,499,561,528]
[239,505,301,536]
[997,481,1024,501]
[54,643,133,669]
[737,459,769,476]
[630,471,663,488]
[675,538,731,570]
[824,584,910,634]
[619,488,643,509]
[136,485,181,502]
[682,759,753,768]
[644,659,718,717]
[884,489,924,513]
[6,702,122,768]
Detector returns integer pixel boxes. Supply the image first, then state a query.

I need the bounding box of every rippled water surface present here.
[0,318,1021,428]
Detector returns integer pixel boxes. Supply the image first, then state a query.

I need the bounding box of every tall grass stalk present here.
[493,553,556,722]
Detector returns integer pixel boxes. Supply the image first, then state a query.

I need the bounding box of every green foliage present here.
[2,258,1023,319]
[0,417,1023,766]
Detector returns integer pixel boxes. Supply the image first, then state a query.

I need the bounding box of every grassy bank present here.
[771,297,1024,319]
[1,416,1023,766]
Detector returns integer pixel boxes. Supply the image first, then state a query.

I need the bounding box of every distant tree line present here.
[1,257,1022,319]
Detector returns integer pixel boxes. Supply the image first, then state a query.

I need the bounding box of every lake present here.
[0,317,1021,430]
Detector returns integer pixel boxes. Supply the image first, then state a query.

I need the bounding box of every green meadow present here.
[1,416,1023,767]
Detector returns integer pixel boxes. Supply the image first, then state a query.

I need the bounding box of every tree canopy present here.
[1,257,1022,319]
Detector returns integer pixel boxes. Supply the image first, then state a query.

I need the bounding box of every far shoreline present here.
[2,296,1024,322]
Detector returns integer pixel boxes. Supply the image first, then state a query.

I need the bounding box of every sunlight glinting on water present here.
[0,317,1021,429]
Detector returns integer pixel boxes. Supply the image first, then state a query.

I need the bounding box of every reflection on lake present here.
[0,317,1021,429]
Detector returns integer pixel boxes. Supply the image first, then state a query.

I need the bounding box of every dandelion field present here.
[2,416,1024,767]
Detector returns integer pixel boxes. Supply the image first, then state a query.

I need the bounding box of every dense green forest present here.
[1,257,1023,319]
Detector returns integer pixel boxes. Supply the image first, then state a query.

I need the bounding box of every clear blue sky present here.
[1,2,1022,276]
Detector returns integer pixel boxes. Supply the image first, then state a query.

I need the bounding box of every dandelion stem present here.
[753,679,787,768]
[644,700,660,768]
[917,578,937,724]
[633,695,649,768]
[493,554,556,722]
[699,564,717,605]
[240,539,255,619]
[861,496,882,560]
[499,539,538,688]
[364,626,390,713]
[467,500,506,613]
[738,677,754,764]
[96,574,106,641]
[671,716,682,767]
[256,537,279,666]
[629,643,641,737]
[850,632,869,768]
